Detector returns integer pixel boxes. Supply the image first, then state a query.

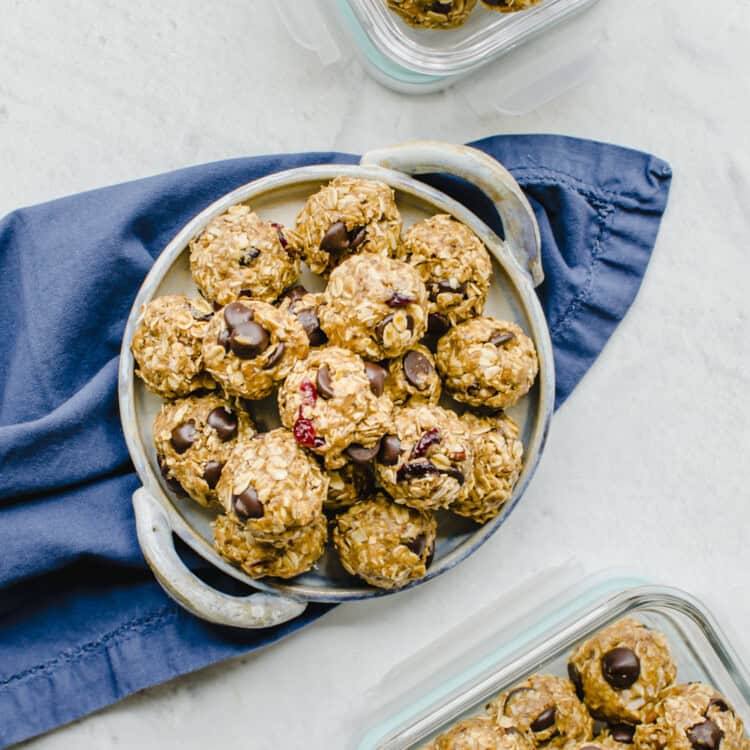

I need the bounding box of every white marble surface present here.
[2,0,750,747]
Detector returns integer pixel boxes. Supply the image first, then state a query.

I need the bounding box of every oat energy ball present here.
[325,462,374,511]
[398,214,492,329]
[487,674,594,748]
[202,300,309,400]
[295,177,402,276]
[213,513,327,579]
[427,717,533,750]
[568,618,677,725]
[384,344,442,406]
[437,318,539,409]
[634,683,749,750]
[153,393,255,507]
[451,411,523,523]
[216,428,327,546]
[189,204,301,306]
[481,0,543,12]
[277,284,328,347]
[333,495,437,589]
[320,255,429,360]
[131,295,215,398]
[278,347,393,470]
[375,404,474,511]
[388,0,478,29]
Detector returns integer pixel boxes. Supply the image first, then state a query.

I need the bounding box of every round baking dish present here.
[118,141,555,628]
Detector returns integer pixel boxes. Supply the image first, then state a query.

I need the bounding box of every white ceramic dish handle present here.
[361,141,543,287]
[133,488,307,628]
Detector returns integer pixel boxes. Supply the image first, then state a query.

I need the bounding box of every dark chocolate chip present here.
[232,487,264,521]
[159,457,185,494]
[238,247,260,266]
[708,697,731,713]
[688,720,724,750]
[212,300,223,311]
[427,312,451,338]
[203,461,223,489]
[364,361,387,396]
[503,687,533,714]
[405,314,414,332]
[375,313,394,342]
[316,364,335,399]
[609,723,636,744]
[207,407,238,441]
[430,278,466,300]
[490,331,516,347]
[218,328,231,351]
[531,706,557,733]
[320,221,350,253]
[297,309,327,347]
[378,434,401,465]
[229,321,269,359]
[171,420,197,454]
[263,342,285,369]
[223,301,254,330]
[281,285,309,304]
[345,441,381,465]
[349,226,367,249]
[387,292,416,308]
[568,663,584,700]
[403,350,433,389]
[239,288,253,298]
[601,648,641,689]
[431,1,453,12]
[441,466,465,484]
[406,533,427,557]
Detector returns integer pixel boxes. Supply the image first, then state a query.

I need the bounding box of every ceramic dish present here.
[118,141,555,629]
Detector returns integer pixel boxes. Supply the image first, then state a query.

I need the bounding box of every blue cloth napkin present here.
[0,135,671,748]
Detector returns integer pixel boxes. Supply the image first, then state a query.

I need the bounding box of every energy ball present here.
[398,214,492,329]
[451,411,523,523]
[486,674,594,748]
[213,513,327,580]
[202,299,309,400]
[568,618,677,725]
[295,176,402,276]
[332,495,437,589]
[276,284,328,348]
[215,428,327,546]
[481,0,543,12]
[375,404,474,511]
[189,204,301,306]
[426,717,533,750]
[634,683,749,750]
[278,347,394,470]
[436,317,539,409]
[320,255,429,360]
[131,295,216,398]
[387,0,478,28]
[325,462,374,512]
[384,344,442,406]
[153,393,255,507]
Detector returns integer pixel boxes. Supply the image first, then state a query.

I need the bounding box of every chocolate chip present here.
[490,331,516,347]
[297,309,327,347]
[403,350,433,389]
[431,1,452,12]
[609,723,636,744]
[238,247,260,266]
[349,226,366,249]
[223,301,254,330]
[263,342,285,369]
[503,687,533,714]
[239,288,253,298]
[320,221,350,253]
[191,308,213,322]
[171,420,196,454]
[159,457,185,494]
[345,442,381,465]
[405,314,414,332]
[316,364,335,399]
[281,285,308,304]
[375,313,394,342]
[708,697,731,713]
[217,328,231,351]
[531,707,557,733]
[568,663,584,700]
[378,434,401,465]
[203,461,223,489]
[688,720,724,750]
[430,279,467,300]
[406,533,427,557]
[271,222,288,249]
[387,292,416,308]
[207,407,238,441]
[232,487,263,521]
[229,321,269,359]
[601,648,641,689]
[364,361,387,396]
[441,466,465,485]
[427,312,451,338]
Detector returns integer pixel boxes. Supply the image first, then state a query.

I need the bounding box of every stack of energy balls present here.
[130,176,539,589]
[386,0,544,30]
[425,618,750,750]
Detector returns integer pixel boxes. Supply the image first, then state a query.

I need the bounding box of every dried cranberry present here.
[411,427,442,459]
[271,222,288,249]
[293,416,317,447]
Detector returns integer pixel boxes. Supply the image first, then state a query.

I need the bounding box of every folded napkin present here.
[0,135,671,748]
